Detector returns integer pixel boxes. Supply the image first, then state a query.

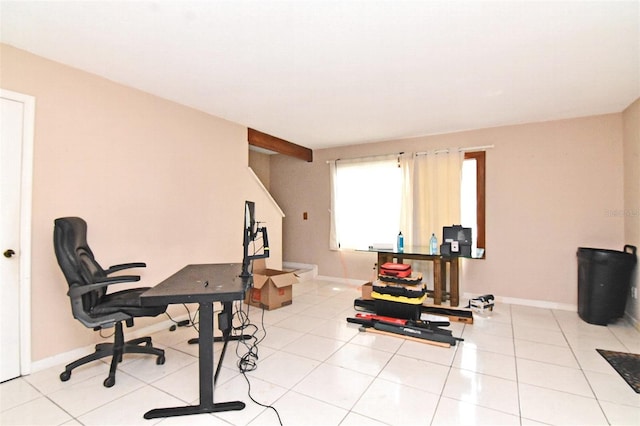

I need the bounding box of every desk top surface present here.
[364,246,478,259]
[141,263,252,305]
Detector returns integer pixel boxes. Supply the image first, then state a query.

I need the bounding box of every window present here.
[331,150,486,255]
[332,157,401,249]
[462,151,486,255]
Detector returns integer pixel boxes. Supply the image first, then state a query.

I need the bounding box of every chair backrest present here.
[54,217,108,313]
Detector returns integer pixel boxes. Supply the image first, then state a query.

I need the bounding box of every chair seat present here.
[90,288,165,318]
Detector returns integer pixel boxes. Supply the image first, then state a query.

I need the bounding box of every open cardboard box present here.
[361,282,373,300]
[244,259,297,310]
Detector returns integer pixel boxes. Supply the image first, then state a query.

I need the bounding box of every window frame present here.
[464,151,486,256]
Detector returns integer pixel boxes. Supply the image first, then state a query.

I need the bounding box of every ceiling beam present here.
[248,128,313,162]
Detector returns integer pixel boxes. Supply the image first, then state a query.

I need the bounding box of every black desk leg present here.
[143,302,245,419]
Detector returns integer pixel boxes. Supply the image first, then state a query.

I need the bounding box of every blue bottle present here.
[430,233,438,255]
[397,231,404,252]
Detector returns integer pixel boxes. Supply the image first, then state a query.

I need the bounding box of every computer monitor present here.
[241,201,269,277]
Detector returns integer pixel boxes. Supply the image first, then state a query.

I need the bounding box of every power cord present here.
[232,300,283,425]
[165,303,199,332]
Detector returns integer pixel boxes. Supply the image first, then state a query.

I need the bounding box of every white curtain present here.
[399,153,415,247]
[401,150,463,247]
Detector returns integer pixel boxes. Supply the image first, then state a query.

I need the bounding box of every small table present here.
[140,263,250,419]
[371,247,464,306]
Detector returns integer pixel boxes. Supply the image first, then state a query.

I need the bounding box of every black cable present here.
[232,300,282,425]
[164,303,200,332]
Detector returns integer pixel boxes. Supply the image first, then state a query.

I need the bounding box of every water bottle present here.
[430,233,438,255]
[397,231,404,252]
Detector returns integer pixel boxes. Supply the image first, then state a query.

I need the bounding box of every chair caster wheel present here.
[156,355,165,365]
[60,371,71,382]
[103,376,115,388]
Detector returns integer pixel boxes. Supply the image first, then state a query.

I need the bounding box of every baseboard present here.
[462,292,577,311]
[283,262,318,282]
[623,312,640,331]
[29,315,189,374]
[315,275,369,286]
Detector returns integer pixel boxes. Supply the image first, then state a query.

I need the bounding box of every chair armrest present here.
[67,275,141,298]
[105,262,146,275]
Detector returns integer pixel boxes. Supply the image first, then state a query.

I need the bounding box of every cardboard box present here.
[244,261,297,310]
[361,282,373,300]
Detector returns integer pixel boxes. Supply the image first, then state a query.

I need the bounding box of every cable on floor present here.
[164,303,200,332]
[232,300,283,425]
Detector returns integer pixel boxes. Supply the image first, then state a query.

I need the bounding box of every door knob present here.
[4,249,15,258]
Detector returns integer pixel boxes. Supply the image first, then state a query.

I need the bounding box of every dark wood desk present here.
[372,247,462,307]
[140,263,250,419]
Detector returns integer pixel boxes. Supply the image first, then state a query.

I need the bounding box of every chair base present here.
[60,321,165,387]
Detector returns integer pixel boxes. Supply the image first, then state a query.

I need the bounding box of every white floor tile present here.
[214,374,288,426]
[76,386,185,425]
[0,395,73,426]
[347,327,404,353]
[396,339,458,366]
[249,390,348,426]
[293,363,374,410]
[513,323,568,347]
[459,329,515,356]
[514,338,579,368]
[467,316,513,338]
[46,371,146,417]
[516,358,594,397]
[518,383,608,425]
[452,346,517,381]
[325,342,394,376]
[378,354,450,395]
[117,347,197,384]
[351,377,440,425]
[583,369,640,407]
[247,350,320,388]
[339,411,389,426]
[24,361,108,395]
[443,368,520,415]
[599,400,640,425]
[511,313,560,332]
[272,313,329,333]
[150,362,202,404]
[256,325,304,350]
[565,332,629,353]
[0,377,43,411]
[281,333,345,361]
[432,396,521,426]
[573,346,621,375]
[308,317,360,342]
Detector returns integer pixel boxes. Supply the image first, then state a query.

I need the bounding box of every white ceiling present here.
[1,1,638,150]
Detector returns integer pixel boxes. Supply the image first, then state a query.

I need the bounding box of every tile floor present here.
[1,278,639,425]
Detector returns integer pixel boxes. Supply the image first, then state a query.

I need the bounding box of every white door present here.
[0,90,34,382]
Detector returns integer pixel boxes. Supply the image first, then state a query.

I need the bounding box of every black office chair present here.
[53,217,167,387]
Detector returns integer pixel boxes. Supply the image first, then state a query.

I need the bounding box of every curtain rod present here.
[325,152,404,164]
[325,144,494,163]
[415,144,495,156]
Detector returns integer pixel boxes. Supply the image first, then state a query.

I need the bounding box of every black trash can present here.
[577,245,637,325]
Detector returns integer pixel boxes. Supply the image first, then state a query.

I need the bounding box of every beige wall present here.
[623,98,640,323]
[1,44,282,362]
[271,114,627,308]
[249,149,271,189]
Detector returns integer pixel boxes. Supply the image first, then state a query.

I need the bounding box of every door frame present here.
[1,88,34,376]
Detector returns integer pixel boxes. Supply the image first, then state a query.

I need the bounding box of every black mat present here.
[596,349,640,393]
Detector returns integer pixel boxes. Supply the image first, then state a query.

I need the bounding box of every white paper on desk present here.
[421,313,449,322]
